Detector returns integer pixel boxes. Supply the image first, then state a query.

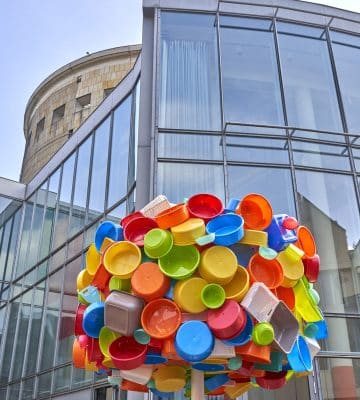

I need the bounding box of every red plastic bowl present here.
[120,211,144,228]
[124,217,158,246]
[256,371,287,390]
[87,338,103,362]
[75,304,87,336]
[303,254,320,283]
[187,194,224,222]
[109,336,148,370]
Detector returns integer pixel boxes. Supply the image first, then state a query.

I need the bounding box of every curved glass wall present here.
[157,9,360,400]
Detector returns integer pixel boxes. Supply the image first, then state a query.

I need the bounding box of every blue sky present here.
[0,0,359,181]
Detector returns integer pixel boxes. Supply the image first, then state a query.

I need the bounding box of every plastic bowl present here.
[256,371,287,390]
[174,277,208,313]
[223,266,249,302]
[223,312,254,346]
[273,286,295,311]
[206,214,244,246]
[144,228,173,258]
[120,211,144,227]
[287,336,312,372]
[171,218,205,246]
[158,245,200,280]
[235,341,271,364]
[248,253,284,289]
[95,221,123,251]
[82,302,105,338]
[252,322,275,346]
[153,365,187,392]
[99,326,120,358]
[109,336,148,370]
[175,321,215,362]
[75,304,87,335]
[155,204,189,229]
[199,246,238,285]
[238,194,273,230]
[73,337,86,368]
[131,262,170,302]
[77,269,93,291]
[141,299,181,339]
[103,241,141,279]
[86,243,101,275]
[303,254,320,283]
[296,226,316,258]
[108,276,131,292]
[124,217,158,247]
[201,284,226,309]
[187,193,224,222]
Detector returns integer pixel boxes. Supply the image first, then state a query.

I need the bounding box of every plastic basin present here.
[103,241,141,279]
[187,193,224,222]
[248,253,283,289]
[82,302,105,338]
[171,218,205,246]
[273,286,295,311]
[158,245,200,280]
[99,326,120,358]
[296,226,316,258]
[256,371,287,390]
[206,214,244,246]
[109,336,148,370]
[238,193,273,230]
[75,304,87,336]
[73,337,86,368]
[287,336,312,372]
[235,341,271,364]
[77,269,93,291]
[95,221,123,251]
[174,277,207,313]
[223,312,253,346]
[144,228,173,258]
[124,217,158,247]
[153,365,186,392]
[201,283,226,309]
[223,266,249,302]
[252,322,274,346]
[86,243,100,275]
[240,229,268,247]
[303,254,320,283]
[155,204,189,229]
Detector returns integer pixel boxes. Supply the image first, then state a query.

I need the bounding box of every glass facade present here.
[1,1,360,399]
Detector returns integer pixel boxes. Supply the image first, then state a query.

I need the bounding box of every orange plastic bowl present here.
[73,337,86,368]
[237,194,273,230]
[273,286,295,311]
[296,226,316,258]
[155,204,189,229]
[248,253,283,289]
[141,299,181,339]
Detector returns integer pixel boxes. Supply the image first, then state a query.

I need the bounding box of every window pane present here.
[8,382,20,400]
[4,210,21,282]
[157,163,225,204]
[53,155,76,249]
[278,22,342,132]
[331,31,360,133]
[16,201,34,277]
[69,136,92,237]
[22,377,35,400]
[53,365,72,393]
[160,12,221,130]
[221,16,284,126]
[228,166,296,215]
[226,136,289,164]
[296,171,360,313]
[158,133,223,161]
[317,357,360,400]
[108,96,132,208]
[88,118,111,222]
[37,371,52,398]
[0,219,12,282]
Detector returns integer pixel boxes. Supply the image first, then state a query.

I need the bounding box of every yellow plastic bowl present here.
[103,241,141,279]
[174,277,208,313]
[153,366,186,392]
[99,326,120,358]
[240,229,268,247]
[223,266,250,302]
[171,218,205,246]
[76,269,93,291]
[86,243,101,276]
[277,251,304,288]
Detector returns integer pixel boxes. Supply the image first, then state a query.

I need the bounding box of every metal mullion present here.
[104,110,115,212]
[67,148,80,241]
[126,89,137,214]
[84,132,96,226]
[35,178,50,269]
[317,351,360,359]
[50,164,64,253]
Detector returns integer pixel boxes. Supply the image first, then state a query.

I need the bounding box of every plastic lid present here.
[228,357,242,370]
[201,284,226,309]
[252,322,274,346]
[175,321,214,362]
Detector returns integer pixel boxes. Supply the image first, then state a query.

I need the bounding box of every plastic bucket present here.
[201,283,226,309]
[86,243,100,276]
[276,251,304,288]
[171,218,205,246]
[144,228,173,258]
[199,246,238,285]
[175,320,214,362]
[103,241,141,279]
[153,366,187,392]
[272,286,295,311]
[296,226,316,258]
[173,277,208,313]
[120,211,144,228]
[240,229,268,247]
[105,291,144,336]
[158,245,200,280]
[109,336,148,370]
[208,300,247,340]
[223,266,249,302]
[238,194,273,230]
[82,302,105,338]
[287,336,312,372]
[235,341,271,364]
[141,299,181,339]
[248,253,283,289]
[155,204,189,229]
[131,262,170,302]
[95,221,123,251]
[75,304,87,335]
[303,254,320,283]
[223,312,253,346]
[99,326,120,358]
[77,269,93,291]
[73,337,86,368]
[206,214,244,246]
[187,193,224,222]
[252,322,274,346]
[123,217,158,247]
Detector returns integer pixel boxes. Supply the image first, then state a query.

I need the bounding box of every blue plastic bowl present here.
[145,352,167,365]
[223,312,253,346]
[95,221,123,251]
[150,388,173,398]
[314,319,328,340]
[287,336,312,372]
[206,214,244,246]
[193,363,225,372]
[82,302,105,338]
[204,373,230,392]
[175,321,214,362]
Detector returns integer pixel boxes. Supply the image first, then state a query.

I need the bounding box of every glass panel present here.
[226,136,289,164]
[221,16,284,126]
[67,234,83,260]
[331,31,360,133]
[106,202,126,222]
[72,368,92,389]
[292,141,350,170]
[228,166,296,215]
[0,219,12,282]
[11,291,32,380]
[53,365,71,393]
[69,137,92,237]
[37,372,52,398]
[5,210,21,282]
[8,382,20,400]
[88,118,111,222]
[108,96,132,208]
[160,12,221,130]
[49,246,66,273]
[16,201,34,277]
[53,155,76,249]
[277,22,343,133]
[158,133,223,161]
[57,256,81,365]
[157,163,225,204]
[25,286,45,375]
[0,299,20,384]
[22,377,34,400]
[317,357,360,400]
[296,171,360,314]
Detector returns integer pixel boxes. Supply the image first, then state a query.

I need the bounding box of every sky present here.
[0,0,360,182]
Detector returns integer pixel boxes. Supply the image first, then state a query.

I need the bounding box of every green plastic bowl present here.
[201,283,226,309]
[158,245,200,280]
[144,228,173,259]
[252,322,275,346]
